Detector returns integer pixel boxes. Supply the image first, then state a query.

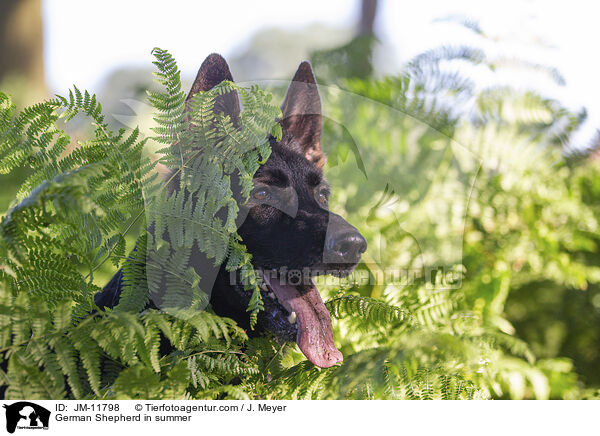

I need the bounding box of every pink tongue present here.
[264,276,343,368]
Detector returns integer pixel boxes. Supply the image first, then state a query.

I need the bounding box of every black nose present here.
[327,231,367,264]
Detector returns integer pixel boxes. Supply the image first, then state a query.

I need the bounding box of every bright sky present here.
[42,0,600,147]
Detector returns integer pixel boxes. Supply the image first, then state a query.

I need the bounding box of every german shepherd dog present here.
[95,54,367,368]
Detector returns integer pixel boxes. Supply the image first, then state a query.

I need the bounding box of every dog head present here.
[187,54,367,368]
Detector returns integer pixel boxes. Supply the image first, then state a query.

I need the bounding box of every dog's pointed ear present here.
[186,53,240,124]
[280,61,325,168]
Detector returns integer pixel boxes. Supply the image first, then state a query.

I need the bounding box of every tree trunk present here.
[358,0,378,37]
[0,0,46,106]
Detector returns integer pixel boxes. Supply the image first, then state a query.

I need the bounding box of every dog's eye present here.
[252,190,270,201]
[318,191,328,205]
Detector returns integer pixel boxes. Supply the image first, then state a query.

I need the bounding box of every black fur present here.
[95,55,366,343]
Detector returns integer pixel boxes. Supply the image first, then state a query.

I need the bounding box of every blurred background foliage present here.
[1,0,599,399]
